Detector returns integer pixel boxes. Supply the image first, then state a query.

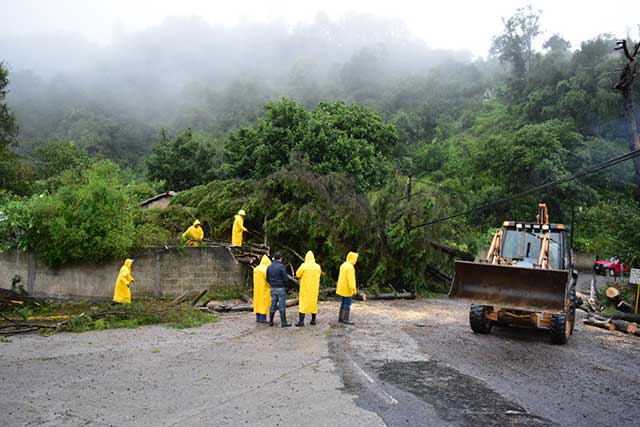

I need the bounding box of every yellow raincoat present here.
[113,259,134,304]
[253,255,272,315]
[336,252,358,297]
[232,214,248,247]
[182,220,204,247]
[297,251,322,314]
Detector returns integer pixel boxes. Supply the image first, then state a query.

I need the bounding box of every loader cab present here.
[501,222,571,271]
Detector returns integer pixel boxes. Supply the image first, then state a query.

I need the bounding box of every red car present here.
[593,258,630,276]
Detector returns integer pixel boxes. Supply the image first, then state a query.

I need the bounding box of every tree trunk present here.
[583,318,615,331]
[605,287,620,299]
[611,319,638,334]
[609,312,640,322]
[622,92,640,189]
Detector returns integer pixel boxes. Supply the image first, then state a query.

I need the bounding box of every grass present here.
[1,300,219,334]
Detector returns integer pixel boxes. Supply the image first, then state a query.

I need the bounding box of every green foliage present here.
[574,199,640,266]
[52,302,220,333]
[173,169,457,290]
[135,205,199,236]
[0,62,18,147]
[224,98,397,191]
[491,6,541,95]
[33,141,92,180]
[26,161,136,266]
[147,129,221,191]
[0,195,33,251]
[0,147,35,196]
[133,223,172,248]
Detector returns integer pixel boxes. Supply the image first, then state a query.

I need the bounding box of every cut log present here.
[367,292,416,300]
[208,298,299,313]
[190,290,208,307]
[605,287,620,299]
[609,312,640,322]
[583,318,615,331]
[170,291,189,306]
[611,319,638,334]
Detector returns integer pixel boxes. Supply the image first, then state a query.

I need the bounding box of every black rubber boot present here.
[280,311,292,328]
[338,308,344,323]
[342,309,354,325]
[295,313,305,327]
[269,311,275,327]
[310,313,317,325]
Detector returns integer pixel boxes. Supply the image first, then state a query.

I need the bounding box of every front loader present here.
[449,204,578,344]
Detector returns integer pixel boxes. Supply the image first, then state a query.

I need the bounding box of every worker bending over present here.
[295,251,321,327]
[253,255,271,323]
[336,252,358,325]
[113,259,135,304]
[231,209,248,247]
[182,219,204,247]
[266,252,291,327]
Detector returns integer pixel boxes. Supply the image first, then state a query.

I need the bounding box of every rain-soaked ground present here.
[329,297,640,426]
[1,292,639,426]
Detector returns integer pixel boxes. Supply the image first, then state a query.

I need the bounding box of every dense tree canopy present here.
[223,99,398,190]
[1,8,640,279]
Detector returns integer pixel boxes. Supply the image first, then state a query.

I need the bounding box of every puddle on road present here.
[377,360,555,427]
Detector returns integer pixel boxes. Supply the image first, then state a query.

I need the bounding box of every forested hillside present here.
[1,9,639,291]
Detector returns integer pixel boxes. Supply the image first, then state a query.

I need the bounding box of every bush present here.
[27,161,136,266]
[134,223,172,248]
[575,198,640,266]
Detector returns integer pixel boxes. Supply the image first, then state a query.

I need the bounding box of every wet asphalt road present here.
[329,294,640,427]
[2,285,639,426]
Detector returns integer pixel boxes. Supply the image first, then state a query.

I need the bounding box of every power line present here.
[410,148,640,230]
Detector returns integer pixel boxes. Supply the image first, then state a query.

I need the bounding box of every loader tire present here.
[568,283,576,335]
[469,304,492,334]
[550,313,569,345]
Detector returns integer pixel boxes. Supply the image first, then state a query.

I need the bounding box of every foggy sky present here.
[2,0,638,56]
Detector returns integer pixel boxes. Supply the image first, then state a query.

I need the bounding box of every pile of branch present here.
[579,283,640,337]
[0,288,41,311]
[170,290,210,307]
[0,312,84,336]
[204,298,299,313]
[583,313,640,337]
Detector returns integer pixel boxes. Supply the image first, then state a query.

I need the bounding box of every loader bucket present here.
[449,261,568,312]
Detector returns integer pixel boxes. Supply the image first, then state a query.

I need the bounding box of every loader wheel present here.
[568,283,576,335]
[469,304,493,334]
[550,313,569,345]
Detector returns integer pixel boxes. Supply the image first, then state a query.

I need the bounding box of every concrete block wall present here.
[0,247,245,300]
[574,251,596,271]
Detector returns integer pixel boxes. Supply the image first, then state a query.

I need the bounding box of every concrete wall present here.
[0,247,245,300]
[574,251,596,271]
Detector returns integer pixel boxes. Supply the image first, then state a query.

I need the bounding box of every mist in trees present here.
[1,8,640,283]
[2,13,469,165]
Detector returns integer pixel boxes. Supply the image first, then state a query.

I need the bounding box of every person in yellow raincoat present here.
[295,251,321,327]
[253,255,271,323]
[231,209,248,247]
[336,251,358,325]
[112,259,135,304]
[182,219,204,247]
